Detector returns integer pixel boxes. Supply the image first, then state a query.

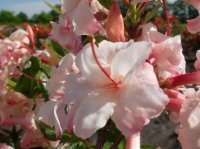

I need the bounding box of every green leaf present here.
[7,78,17,88]
[98,0,113,9]
[37,121,57,141]
[40,63,52,78]
[45,1,61,14]
[51,40,68,56]
[14,57,41,98]
[144,2,163,23]
[66,142,86,149]
[40,39,67,65]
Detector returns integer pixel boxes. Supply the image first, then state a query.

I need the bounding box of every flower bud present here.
[106,2,125,42]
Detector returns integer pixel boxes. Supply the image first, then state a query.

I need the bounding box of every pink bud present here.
[26,24,36,49]
[106,2,125,42]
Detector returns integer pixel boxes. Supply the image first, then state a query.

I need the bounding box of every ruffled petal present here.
[177,98,200,149]
[187,15,200,34]
[111,41,151,82]
[72,89,115,139]
[37,101,67,137]
[112,63,168,136]
[68,0,102,35]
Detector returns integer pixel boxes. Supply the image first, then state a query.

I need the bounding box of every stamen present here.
[16,66,47,83]
[162,0,170,36]
[89,38,117,86]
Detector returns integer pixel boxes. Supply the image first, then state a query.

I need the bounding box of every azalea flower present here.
[37,54,78,137]
[186,16,200,33]
[195,50,200,71]
[50,14,82,54]
[137,23,185,78]
[61,0,102,35]
[62,40,169,139]
[177,89,200,149]
[185,0,200,33]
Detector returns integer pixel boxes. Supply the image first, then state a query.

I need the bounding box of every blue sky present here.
[0,0,60,17]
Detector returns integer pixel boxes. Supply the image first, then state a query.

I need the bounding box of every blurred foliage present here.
[0,4,60,25]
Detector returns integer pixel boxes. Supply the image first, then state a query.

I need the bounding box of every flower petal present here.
[112,63,168,136]
[72,89,115,139]
[111,41,151,82]
[69,0,102,35]
[187,15,200,34]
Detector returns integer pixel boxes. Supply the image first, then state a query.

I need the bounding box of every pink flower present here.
[50,14,82,54]
[20,130,49,148]
[195,50,200,71]
[63,40,168,139]
[138,24,185,78]
[177,89,200,149]
[152,35,185,78]
[37,54,78,137]
[0,143,13,149]
[186,16,200,34]
[61,0,102,35]
[185,0,200,33]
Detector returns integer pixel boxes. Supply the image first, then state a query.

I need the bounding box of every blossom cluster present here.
[0,0,200,149]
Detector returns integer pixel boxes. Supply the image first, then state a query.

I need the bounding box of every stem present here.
[10,126,20,149]
[110,134,124,149]
[95,120,112,149]
[162,0,170,36]
[16,66,47,83]
[0,32,5,39]
[144,2,162,23]
[126,134,140,149]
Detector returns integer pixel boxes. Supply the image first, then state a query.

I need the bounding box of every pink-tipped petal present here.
[187,16,200,34]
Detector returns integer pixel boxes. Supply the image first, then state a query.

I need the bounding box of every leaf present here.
[45,1,61,14]
[66,142,85,149]
[40,39,67,65]
[14,57,41,98]
[144,2,163,23]
[98,0,113,9]
[50,40,68,56]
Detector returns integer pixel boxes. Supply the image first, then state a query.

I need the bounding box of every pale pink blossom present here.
[195,50,200,71]
[20,130,49,149]
[185,0,200,33]
[138,24,185,78]
[62,40,168,139]
[50,14,82,54]
[9,29,29,45]
[152,35,186,78]
[61,0,102,35]
[0,143,14,149]
[186,16,200,33]
[37,54,78,137]
[0,89,34,129]
[177,90,200,149]
[137,23,157,42]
